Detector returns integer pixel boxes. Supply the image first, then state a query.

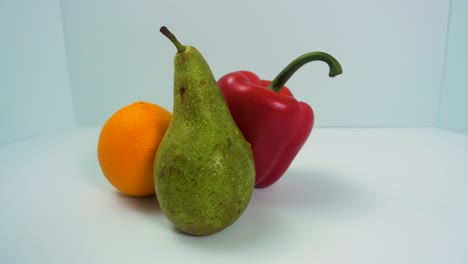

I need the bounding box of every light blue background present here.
[1,0,467,145]
[1,1,75,145]
[438,0,468,133]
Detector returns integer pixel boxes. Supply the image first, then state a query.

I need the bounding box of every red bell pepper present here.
[218,52,342,188]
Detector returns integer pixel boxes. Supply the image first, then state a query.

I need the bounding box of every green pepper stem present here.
[160,26,186,53]
[267,52,343,92]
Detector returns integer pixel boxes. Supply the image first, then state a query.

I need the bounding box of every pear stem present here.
[160,26,186,53]
[267,52,343,92]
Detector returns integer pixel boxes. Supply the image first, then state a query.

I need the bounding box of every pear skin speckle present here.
[154,45,255,236]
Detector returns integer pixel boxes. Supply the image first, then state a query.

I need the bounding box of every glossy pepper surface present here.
[218,52,342,188]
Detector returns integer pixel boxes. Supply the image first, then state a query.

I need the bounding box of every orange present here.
[97,101,172,197]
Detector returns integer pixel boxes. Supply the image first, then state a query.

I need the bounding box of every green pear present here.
[154,26,255,236]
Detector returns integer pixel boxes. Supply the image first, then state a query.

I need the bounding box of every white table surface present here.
[1,127,467,264]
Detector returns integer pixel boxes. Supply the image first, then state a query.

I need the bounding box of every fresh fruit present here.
[98,101,172,197]
[217,53,342,188]
[154,26,255,236]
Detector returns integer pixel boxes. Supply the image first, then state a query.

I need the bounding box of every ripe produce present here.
[218,52,342,188]
[154,27,255,236]
[98,101,172,197]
